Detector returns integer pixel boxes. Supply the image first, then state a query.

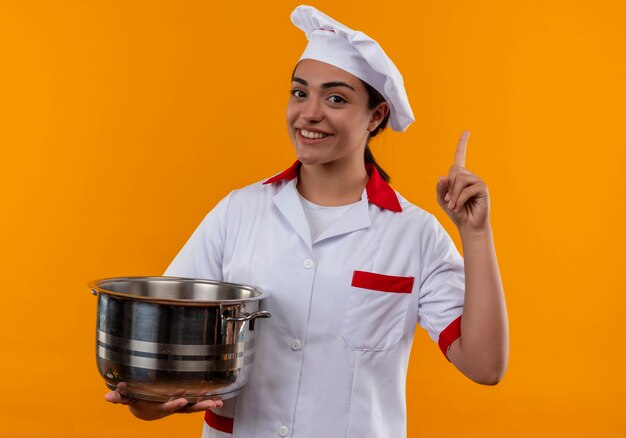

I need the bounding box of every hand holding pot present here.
[105,383,224,421]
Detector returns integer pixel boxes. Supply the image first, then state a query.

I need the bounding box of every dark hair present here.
[361,80,391,182]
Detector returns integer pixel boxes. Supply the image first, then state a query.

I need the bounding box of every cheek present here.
[285,106,297,144]
[340,112,370,136]
[286,102,297,123]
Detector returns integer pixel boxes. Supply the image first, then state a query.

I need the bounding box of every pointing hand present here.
[436,130,490,232]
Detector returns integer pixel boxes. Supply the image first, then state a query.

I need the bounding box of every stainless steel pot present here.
[89,276,271,402]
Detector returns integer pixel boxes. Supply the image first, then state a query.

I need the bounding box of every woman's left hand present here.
[436,130,490,233]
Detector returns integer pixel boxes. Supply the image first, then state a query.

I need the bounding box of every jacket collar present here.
[263,161,402,212]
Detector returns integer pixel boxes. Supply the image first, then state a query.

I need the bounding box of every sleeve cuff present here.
[438,315,462,357]
[205,410,234,434]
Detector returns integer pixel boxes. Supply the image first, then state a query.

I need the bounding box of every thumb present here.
[436,176,448,206]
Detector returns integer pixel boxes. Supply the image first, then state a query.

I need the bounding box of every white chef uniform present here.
[164,161,465,438]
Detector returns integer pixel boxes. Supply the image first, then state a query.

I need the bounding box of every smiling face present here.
[286,59,388,167]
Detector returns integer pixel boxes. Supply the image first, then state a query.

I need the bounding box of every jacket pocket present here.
[351,270,414,293]
[341,270,414,351]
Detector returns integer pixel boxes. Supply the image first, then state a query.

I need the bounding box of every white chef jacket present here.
[164,161,465,438]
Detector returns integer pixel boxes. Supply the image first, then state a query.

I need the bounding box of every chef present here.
[105,5,509,438]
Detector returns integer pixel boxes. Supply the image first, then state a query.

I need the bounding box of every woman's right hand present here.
[104,383,224,421]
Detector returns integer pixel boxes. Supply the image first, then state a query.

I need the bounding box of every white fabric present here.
[202,422,231,438]
[166,174,464,438]
[291,5,415,132]
[298,192,357,242]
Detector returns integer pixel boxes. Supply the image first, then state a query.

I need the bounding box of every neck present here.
[297,157,368,206]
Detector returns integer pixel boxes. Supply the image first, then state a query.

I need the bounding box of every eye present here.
[327,95,346,104]
[291,89,306,98]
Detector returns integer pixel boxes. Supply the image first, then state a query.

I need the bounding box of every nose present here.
[300,96,323,123]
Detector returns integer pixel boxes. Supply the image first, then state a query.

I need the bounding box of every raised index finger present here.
[454,130,470,168]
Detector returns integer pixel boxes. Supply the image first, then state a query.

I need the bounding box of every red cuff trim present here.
[205,410,234,434]
[438,315,462,356]
[352,271,414,293]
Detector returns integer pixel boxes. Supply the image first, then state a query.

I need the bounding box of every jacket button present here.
[303,258,314,269]
[278,425,289,437]
[290,339,302,351]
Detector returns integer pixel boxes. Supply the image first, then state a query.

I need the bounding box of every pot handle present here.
[225,310,272,331]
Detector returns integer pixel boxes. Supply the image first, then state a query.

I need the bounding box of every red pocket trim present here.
[205,410,234,434]
[351,270,414,293]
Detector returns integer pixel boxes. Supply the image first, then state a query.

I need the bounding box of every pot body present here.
[92,277,270,402]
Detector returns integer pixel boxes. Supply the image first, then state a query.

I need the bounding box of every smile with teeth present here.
[300,129,329,139]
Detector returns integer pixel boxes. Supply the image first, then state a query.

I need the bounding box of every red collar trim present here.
[263,161,402,212]
[263,161,300,185]
[364,163,403,212]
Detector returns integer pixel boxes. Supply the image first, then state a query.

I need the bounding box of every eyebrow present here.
[292,77,356,92]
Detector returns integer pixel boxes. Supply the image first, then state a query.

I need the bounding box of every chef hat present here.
[291,5,414,132]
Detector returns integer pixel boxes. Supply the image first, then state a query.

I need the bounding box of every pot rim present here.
[88,276,268,306]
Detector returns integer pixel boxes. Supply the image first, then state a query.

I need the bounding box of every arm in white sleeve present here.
[417,214,465,356]
[164,192,233,280]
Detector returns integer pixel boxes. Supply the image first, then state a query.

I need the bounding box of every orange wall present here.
[1,1,624,436]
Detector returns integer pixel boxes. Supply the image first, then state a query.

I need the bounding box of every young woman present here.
[105,5,509,437]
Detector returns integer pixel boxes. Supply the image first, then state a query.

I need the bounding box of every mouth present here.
[300,128,329,139]
[296,128,332,143]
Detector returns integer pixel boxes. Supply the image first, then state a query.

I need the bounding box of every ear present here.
[367,102,390,132]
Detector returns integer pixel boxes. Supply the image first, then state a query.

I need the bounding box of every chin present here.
[295,148,321,166]
[296,155,320,166]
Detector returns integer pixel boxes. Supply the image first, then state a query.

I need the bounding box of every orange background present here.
[1,1,624,437]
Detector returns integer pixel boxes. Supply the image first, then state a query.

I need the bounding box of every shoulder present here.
[385,190,455,247]
[390,192,462,270]
[220,172,292,212]
[228,176,286,200]
[394,191,439,227]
